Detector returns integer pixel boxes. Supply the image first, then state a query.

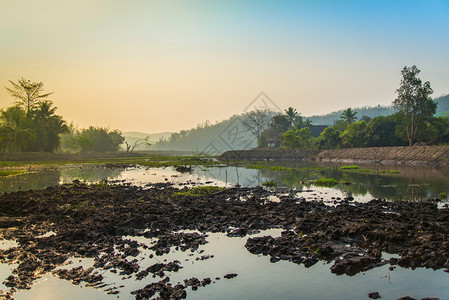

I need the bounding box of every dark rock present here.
[369,291,381,299]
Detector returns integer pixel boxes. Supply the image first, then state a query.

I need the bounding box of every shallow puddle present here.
[7,228,449,299]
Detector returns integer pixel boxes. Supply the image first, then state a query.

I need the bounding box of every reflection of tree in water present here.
[0,166,124,193]
[198,167,265,187]
[59,165,123,184]
[0,169,61,193]
[255,167,447,202]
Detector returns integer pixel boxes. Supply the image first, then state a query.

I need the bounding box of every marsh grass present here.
[313,178,338,187]
[246,162,295,172]
[172,186,223,197]
[262,180,278,187]
[0,170,26,177]
[0,155,224,170]
[245,162,399,175]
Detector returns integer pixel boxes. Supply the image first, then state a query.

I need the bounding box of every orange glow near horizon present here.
[1,1,448,133]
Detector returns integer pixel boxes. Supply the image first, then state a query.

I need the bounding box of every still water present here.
[1,163,449,299]
[1,162,449,202]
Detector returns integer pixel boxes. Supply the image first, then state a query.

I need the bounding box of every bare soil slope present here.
[219,146,449,166]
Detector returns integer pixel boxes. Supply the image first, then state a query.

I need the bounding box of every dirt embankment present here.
[219,146,449,167]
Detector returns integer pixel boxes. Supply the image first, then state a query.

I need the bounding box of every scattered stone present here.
[224,273,238,279]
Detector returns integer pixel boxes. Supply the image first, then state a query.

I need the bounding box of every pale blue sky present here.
[1,0,448,132]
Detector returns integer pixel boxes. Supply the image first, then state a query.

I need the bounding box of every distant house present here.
[266,137,276,148]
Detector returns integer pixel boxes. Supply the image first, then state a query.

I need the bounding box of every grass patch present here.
[348,168,399,174]
[339,165,361,170]
[313,178,338,187]
[0,155,225,169]
[0,170,26,177]
[172,186,223,197]
[262,180,278,187]
[338,165,400,174]
[246,162,295,172]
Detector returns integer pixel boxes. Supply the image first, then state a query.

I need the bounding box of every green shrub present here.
[172,186,223,197]
[313,178,338,186]
[262,180,278,187]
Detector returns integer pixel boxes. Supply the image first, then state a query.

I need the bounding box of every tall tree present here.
[242,110,270,146]
[317,127,341,149]
[340,121,368,148]
[5,78,53,114]
[29,101,68,152]
[271,115,290,135]
[393,65,436,146]
[284,107,300,128]
[0,106,33,152]
[340,108,358,124]
[280,127,313,149]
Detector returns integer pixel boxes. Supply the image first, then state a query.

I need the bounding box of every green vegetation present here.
[172,186,223,197]
[0,155,223,170]
[0,170,26,177]
[339,165,360,170]
[439,192,447,200]
[257,66,448,150]
[68,200,95,210]
[246,162,295,172]
[339,166,400,175]
[340,108,358,124]
[1,79,68,152]
[244,162,399,176]
[1,78,126,154]
[148,92,449,152]
[313,178,338,186]
[394,65,436,146]
[62,126,124,153]
[262,180,277,187]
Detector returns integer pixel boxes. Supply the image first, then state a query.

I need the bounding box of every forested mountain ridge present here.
[145,94,449,151]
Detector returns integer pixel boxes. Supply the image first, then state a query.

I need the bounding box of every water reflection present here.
[1,162,448,202]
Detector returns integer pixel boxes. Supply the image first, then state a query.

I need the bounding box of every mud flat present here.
[219,145,449,167]
[0,182,448,299]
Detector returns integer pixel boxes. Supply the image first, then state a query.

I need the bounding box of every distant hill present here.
[122,131,172,151]
[307,94,449,125]
[150,114,264,154]
[306,105,396,125]
[141,94,449,153]
[435,94,449,116]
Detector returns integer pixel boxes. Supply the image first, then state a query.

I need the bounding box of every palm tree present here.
[341,108,358,124]
[5,78,53,114]
[285,107,299,128]
[30,101,68,152]
[0,106,33,152]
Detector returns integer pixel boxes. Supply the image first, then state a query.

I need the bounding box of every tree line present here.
[246,66,449,150]
[0,78,124,153]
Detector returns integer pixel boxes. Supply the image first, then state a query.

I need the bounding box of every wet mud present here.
[0,181,448,299]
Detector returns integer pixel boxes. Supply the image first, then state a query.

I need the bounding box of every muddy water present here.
[1,163,449,299]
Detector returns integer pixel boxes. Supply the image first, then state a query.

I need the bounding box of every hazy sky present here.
[1,0,448,133]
